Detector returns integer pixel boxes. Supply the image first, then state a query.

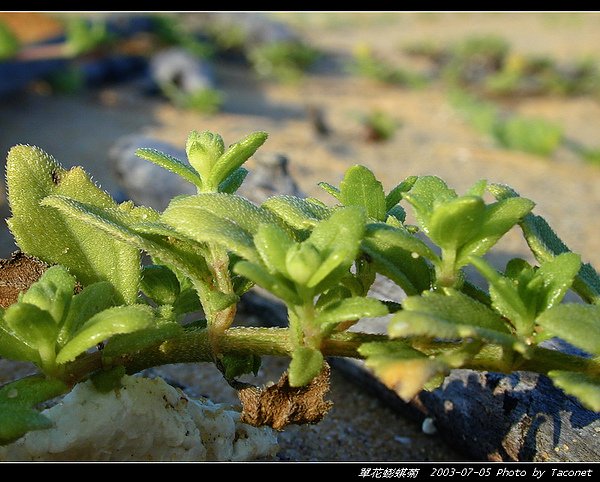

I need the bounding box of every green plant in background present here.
[442,35,510,87]
[495,116,563,157]
[403,39,446,63]
[405,34,600,99]
[449,90,564,157]
[0,20,20,60]
[151,15,214,59]
[1,130,600,447]
[578,147,600,167]
[160,81,223,114]
[361,110,399,142]
[348,44,426,88]
[64,18,115,57]
[43,66,85,94]
[248,41,320,82]
[200,19,247,52]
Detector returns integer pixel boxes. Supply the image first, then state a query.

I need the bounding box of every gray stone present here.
[109,135,195,210]
[149,48,215,94]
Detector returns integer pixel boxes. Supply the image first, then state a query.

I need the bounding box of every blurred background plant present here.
[361,110,399,142]
[248,41,320,82]
[404,33,600,99]
[449,90,564,157]
[0,20,19,60]
[348,43,427,88]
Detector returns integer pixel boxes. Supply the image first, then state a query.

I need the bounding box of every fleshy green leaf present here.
[262,195,331,231]
[339,165,386,221]
[402,176,457,234]
[285,243,321,285]
[41,196,211,288]
[399,289,510,333]
[56,305,155,364]
[429,196,486,250]
[91,366,126,393]
[0,376,67,407]
[0,376,69,445]
[364,223,438,261]
[140,265,181,306]
[3,304,57,366]
[185,130,225,182]
[548,371,600,412]
[536,304,600,355]
[20,266,76,326]
[135,147,202,188]
[0,406,53,445]
[254,223,294,275]
[102,323,183,359]
[220,353,261,380]
[162,194,282,262]
[0,324,39,362]
[166,193,281,237]
[534,253,581,312]
[318,182,341,201]
[305,207,366,289]
[386,205,406,224]
[457,197,535,265]
[362,223,435,294]
[470,256,530,334]
[358,341,446,401]
[218,167,248,194]
[6,145,140,305]
[234,261,301,305]
[209,131,268,188]
[489,183,600,304]
[385,176,417,212]
[315,286,353,310]
[57,281,116,348]
[467,179,488,197]
[288,346,324,387]
[389,311,516,348]
[315,297,388,332]
[173,288,201,317]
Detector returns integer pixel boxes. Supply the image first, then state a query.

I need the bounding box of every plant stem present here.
[62,327,386,385]
[435,249,460,289]
[467,343,600,375]
[201,244,237,359]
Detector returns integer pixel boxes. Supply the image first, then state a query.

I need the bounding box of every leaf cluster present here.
[2,128,600,447]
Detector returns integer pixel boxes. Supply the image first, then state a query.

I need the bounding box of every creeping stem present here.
[60,327,600,387]
[61,327,386,385]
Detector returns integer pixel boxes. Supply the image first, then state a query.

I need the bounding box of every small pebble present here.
[393,435,412,445]
[422,417,437,435]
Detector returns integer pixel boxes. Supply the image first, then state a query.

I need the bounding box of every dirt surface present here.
[1,12,600,461]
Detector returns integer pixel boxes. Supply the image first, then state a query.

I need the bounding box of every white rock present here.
[0,375,278,461]
[150,48,216,94]
[421,417,438,435]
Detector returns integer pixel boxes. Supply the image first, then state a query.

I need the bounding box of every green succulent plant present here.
[1,129,599,447]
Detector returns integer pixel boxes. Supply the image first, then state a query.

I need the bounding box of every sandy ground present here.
[1,12,600,461]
